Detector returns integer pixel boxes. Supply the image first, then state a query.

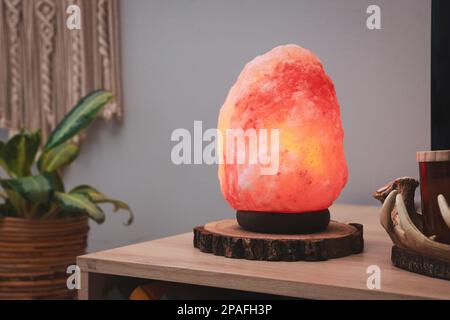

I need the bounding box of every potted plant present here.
[0,90,132,300]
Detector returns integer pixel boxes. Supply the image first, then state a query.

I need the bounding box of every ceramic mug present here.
[418,150,450,244]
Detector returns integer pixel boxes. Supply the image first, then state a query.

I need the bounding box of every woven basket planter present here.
[0,216,89,300]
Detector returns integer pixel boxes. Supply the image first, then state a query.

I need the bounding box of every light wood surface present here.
[204,219,356,240]
[77,204,450,300]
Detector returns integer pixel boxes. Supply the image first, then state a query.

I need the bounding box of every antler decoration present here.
[438,195,450,230]
[374,177,450,263]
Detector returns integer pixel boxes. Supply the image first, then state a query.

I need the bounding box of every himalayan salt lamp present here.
[218,44,348,234]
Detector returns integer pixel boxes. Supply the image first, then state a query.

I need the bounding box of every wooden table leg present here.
[78,271,89,300]
[78,271,108,300]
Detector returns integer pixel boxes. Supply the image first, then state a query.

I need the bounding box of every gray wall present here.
[64,0,431,251]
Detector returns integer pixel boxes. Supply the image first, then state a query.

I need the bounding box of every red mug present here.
[418,150,450,244]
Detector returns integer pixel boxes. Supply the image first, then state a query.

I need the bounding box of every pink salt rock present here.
[218,44,348,213]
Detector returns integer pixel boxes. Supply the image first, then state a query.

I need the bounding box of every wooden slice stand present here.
[194,219,363,261]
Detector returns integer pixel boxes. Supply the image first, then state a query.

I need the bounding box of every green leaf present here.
[0,185,25,217]
[4,130,41,177]
[35,171,66,219]
[0,172,65,219]
[0,141,11,176]
[38,142,80,172]
[71,185,133,225]
[46,171,65,192]
[54,192,105,224]
[0,173,53,204]
[0,173,54,218]
[44,90,113,151]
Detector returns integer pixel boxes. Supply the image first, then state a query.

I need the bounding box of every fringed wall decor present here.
[0,0,122,141]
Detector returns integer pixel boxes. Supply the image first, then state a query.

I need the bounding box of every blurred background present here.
[11,0,428,251]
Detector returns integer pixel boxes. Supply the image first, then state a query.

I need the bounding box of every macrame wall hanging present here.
[0,0,122,141]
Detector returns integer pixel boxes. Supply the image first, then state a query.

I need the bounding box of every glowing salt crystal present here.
[218,44,348,213]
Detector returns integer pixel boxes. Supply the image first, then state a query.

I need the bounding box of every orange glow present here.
[218,44,348,213]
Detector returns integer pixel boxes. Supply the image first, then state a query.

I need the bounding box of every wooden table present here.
[77,204,450,300]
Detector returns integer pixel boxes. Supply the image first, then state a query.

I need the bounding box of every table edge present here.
[76,255,436,300]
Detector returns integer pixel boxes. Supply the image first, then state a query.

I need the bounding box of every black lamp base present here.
[236,209,330,234]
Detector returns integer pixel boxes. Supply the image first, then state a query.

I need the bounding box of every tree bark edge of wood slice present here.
[193,219,364,261]
[391,245,450,281]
